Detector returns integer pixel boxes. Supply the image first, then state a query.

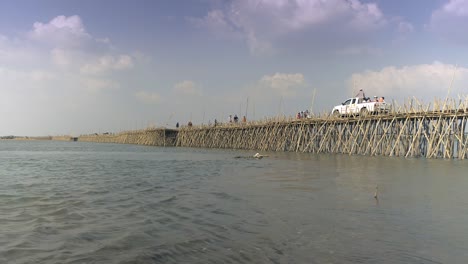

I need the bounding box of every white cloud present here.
[32,15,87,36]
[259,73,305,97]
[397,21,414,34]
[135,91,163,104]
[82,78,119,92]
[114,55,133,69]
[237,0,385,32]
[343,0,385,28]
[0,36,41,66]
[191,0,387,55]
[80,55,134,75]
[1,15,136,96]
[189,10,240,38]
[173,80,202,96]
[349,62,468,101]
[51,48,72,66]
[429,0,468,44]
[29,15,91,48]
[442,0,468,16]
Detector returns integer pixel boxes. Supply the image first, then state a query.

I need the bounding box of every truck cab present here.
[333,98,359,116]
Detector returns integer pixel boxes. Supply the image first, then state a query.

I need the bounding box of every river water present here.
[1,140,467,264]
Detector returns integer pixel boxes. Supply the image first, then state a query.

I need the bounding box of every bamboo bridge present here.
[78,98,468,159]
[79,129,177,146]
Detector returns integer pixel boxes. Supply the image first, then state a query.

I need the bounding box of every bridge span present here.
[176,110,468,159]
[77,99,468,159]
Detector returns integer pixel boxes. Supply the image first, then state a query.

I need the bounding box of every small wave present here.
[210,192,242,202]
[159,195,177,203]
[81,189,110,196]
[210,208,235,217]
[140,185,164,193]
[10,196,43,204]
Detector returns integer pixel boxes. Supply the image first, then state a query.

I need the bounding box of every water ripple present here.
[1,141,468,263]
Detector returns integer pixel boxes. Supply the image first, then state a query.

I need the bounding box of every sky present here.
[1,0,468,136]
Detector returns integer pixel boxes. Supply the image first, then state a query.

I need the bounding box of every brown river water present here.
[0,140,467,263]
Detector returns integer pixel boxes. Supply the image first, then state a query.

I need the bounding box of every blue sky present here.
[1,0,468,136]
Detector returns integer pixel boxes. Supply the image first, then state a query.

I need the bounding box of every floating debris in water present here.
[253,153,263,159]
[233,153,269,159]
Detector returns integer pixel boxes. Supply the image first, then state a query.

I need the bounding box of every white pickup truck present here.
[331,97,391,117]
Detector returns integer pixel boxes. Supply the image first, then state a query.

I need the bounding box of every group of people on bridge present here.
[228,114,246,123]
[296,110,310,119]
[356,89,386,103]
[175,114,248,129]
